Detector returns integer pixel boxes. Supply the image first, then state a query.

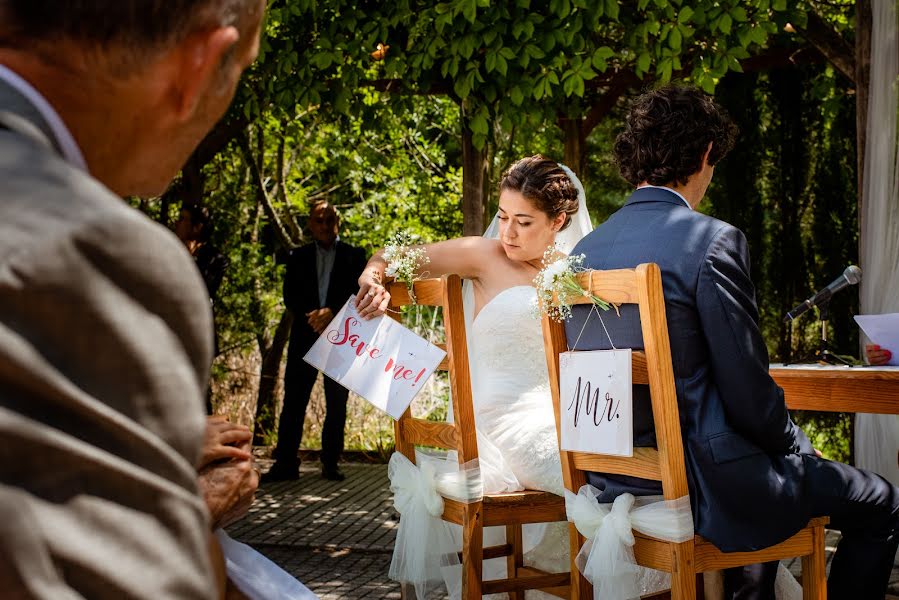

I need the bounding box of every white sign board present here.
[854,313,899,366]
[303,296,446,419]
[559,349,633,457]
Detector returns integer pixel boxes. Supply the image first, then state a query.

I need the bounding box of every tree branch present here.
[238,131,298,250]
[792,10,856,82]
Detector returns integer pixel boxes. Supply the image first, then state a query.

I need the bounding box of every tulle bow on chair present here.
[387,451,483,599]
[565,484,694,600]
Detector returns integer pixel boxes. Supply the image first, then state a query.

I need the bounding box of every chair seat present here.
[440,489,568,527]
[632,517,831,573]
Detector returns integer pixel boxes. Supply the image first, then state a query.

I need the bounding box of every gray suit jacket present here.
[567,187,814,552]
[0,77,216,598]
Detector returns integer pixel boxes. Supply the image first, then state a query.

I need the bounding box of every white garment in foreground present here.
[216,529,319,600]
[858,0,899,487]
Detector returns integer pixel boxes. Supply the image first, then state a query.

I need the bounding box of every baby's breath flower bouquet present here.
[534,246,614,322]
[383,231,430,303]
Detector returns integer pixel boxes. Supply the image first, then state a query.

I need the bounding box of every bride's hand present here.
[356,271,390,319]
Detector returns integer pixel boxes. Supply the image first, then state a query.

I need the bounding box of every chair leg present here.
[462,502,484,599]
[399,582,416,599]
[801,524,827,600]
[669,541,697,600]
[506,524,524,600]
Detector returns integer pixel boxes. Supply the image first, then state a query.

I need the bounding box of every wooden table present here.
[769,364,899,414]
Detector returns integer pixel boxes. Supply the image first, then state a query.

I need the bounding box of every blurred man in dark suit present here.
[265,200,366,482]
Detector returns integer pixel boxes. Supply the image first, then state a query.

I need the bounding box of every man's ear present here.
[702,141,713,167]
[171,26,240,121]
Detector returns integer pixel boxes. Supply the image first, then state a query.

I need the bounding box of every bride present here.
[356,155,591,597]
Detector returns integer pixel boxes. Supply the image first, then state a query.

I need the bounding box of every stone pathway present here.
[228,461,899,599]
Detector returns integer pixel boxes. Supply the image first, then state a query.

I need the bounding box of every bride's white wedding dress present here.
[464,285,570,599]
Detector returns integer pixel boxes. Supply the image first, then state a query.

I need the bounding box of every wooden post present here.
[560,117,586,177]
[855,0,872,240]
[461,109,487,236]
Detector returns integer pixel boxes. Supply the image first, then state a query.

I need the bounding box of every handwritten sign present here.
[303,296,446,419]
[559,349,633,457]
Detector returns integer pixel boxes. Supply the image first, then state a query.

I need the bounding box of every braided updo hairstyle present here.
[613,85,738,187]
[499,155,580,230]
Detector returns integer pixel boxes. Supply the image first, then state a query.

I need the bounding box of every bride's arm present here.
[356,236,497,318]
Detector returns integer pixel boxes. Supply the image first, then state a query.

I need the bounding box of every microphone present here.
[783,265,862,322]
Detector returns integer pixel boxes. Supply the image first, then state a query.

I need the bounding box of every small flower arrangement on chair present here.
[383,231,430,303]
[534,245,616,321]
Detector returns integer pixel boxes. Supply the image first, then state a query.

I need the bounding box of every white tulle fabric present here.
[565,486,692,600]
[216,529,319,599]
[857,0,899,487]
[387,451,483,599]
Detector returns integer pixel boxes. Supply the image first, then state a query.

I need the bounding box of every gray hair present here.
[0,0,260,57]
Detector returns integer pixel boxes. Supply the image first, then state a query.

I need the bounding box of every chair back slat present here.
[387,279,446,307]
[400,417,460,449]
[569,448,662,481]
[541,264,690,502]
[387,275,479,467]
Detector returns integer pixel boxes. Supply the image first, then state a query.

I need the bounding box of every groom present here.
[568,85,899,599]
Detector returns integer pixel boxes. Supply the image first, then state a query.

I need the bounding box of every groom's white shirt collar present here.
[0,64,88,171]
[637,184,691,210]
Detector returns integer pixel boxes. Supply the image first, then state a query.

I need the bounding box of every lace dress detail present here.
[469,286,564,497]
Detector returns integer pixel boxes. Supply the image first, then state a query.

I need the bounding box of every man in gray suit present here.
[0,1,265,598]
[568,85,898,599]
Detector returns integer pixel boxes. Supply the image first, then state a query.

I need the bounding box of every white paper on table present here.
[558,349,633,457]
[303,295,446,419]
[854,313,899,365]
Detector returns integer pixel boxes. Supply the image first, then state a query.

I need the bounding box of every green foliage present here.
[179,1,861,460]
[234,0,791,152]
[709,60,858,463]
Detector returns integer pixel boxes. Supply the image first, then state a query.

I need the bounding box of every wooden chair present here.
[388,275,571,599]
[539,264,828,600]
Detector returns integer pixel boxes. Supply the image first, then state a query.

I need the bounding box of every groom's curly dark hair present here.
[614,84,738,187]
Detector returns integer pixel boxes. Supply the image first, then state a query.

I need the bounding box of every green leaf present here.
[485,50,497,73]
[638,0,650,9]
[510,85,524,105]
[637,52,651,73]
[731,7,748,22]
[496,54,508,76]
[470,112,488,135]
[526,44,545,59]
[605,0,619,20]
[773,0,786,10]
[454,74,471,99]
[463,0,477,23]
[669,27,682,50]
[678,6,693,24]
[719,13,732,34]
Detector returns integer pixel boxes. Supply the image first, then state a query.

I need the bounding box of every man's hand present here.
[306,307,334,334]
[199,416,252,471]
[198,458,259,529]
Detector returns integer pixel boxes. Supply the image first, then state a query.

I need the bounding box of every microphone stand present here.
[785,300,854,366]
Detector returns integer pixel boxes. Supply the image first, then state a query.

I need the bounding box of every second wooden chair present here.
[539,264,828,600]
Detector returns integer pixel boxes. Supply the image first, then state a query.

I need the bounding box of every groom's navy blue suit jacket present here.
[566,187,814,552]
